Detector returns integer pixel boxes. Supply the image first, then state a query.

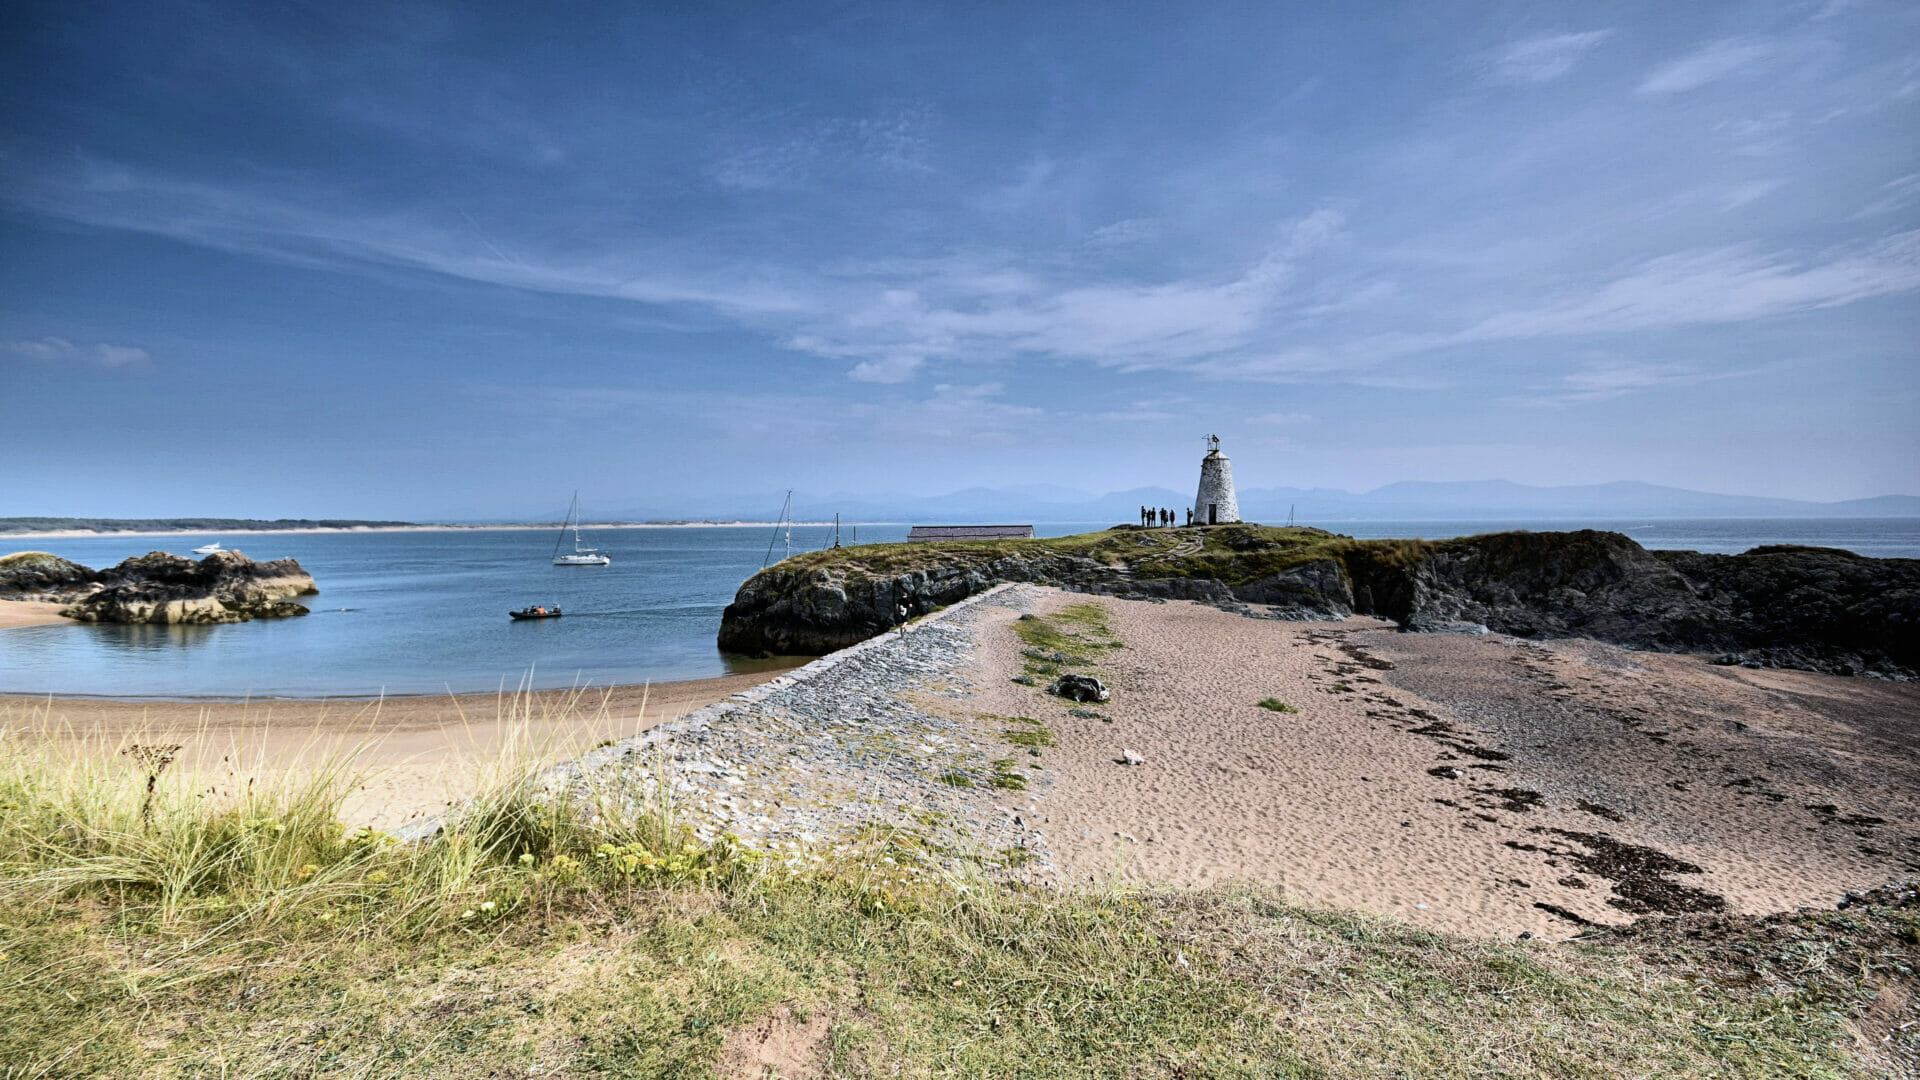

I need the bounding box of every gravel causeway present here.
[562,584,1059,882]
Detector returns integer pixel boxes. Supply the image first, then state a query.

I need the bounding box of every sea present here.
[3,518,1915,700]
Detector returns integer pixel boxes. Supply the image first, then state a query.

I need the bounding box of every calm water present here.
[3,518,1914,698]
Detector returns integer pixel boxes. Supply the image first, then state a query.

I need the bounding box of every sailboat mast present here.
[551,492,577,561]
[762,490,793,568]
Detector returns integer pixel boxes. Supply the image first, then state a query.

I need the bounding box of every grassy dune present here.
[1,700,1914,1078]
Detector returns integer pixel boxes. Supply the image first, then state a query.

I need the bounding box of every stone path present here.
[557,584,1058,883]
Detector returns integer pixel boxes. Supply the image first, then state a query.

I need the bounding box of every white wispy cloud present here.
[2,337,151,368]
[707,106,934,191]
[1638,39,1772,95]
[1501,360,1748,407]
[1083,218,1163,249]
[1852,172,1920,219]
[1452,229,1920,341]
[1483,31,1613,85]
[847,354,925,383]
[1720,179,1784,210]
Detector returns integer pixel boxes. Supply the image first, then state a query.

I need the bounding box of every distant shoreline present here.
[6,516,1917,544]
[0,522,850,541]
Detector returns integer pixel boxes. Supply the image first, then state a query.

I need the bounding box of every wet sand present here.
[0,600,67,629]
[1,670,795,831]
[958,589,1920,938]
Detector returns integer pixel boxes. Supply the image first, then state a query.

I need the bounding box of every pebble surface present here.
[558,583,1058,882]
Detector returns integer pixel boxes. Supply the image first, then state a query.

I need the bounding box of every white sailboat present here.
[551,492,611,566]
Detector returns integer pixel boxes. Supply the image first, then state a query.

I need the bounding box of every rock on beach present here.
[0,548,318,624]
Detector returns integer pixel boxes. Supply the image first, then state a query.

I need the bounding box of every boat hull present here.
[553,555,611,566]
[509,610,562,620]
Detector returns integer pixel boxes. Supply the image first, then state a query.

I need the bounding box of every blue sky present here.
[2,0,1915,519]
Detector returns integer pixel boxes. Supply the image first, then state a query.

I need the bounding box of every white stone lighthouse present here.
[1193,434,1240,525]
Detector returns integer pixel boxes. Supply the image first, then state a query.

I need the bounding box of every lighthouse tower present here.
[1193,434,1240,525]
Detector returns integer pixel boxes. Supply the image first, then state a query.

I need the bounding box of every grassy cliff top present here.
[766,523,1433,586]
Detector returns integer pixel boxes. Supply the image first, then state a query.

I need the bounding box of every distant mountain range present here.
[600,480,1920,525]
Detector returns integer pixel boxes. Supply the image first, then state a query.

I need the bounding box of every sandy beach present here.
[1,670,793,832]
[10,583,1915,940]
[0,600,67,630]
[956,589,1920,938]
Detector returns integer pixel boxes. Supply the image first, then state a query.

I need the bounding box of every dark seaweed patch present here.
[1576,800,1626,823]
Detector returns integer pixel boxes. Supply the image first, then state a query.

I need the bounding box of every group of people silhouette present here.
[1139,505,1193,527]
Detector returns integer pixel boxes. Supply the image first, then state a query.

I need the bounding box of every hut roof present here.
[906,525,1035,542]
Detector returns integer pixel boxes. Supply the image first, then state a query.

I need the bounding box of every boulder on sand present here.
[1048,674,1111,703]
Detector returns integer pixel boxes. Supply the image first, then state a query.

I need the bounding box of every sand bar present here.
[0,600,67,630]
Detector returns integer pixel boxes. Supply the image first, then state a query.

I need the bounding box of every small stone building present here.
[1192,435,1240,525]
[906,525,1035,542]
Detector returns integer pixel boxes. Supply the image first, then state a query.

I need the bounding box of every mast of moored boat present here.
[551,492,579,561]
[762,490,793,568]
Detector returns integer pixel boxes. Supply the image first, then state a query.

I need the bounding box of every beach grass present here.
[0,700,1911,1077]
[1257,696,1299,713]
[1015,601,1124,690]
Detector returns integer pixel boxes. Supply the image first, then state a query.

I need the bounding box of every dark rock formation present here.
[717,552,1126,656]
[717,527,1918,679]
[1047,674,1110,703]
[0,551,95,595]
[1346,532,1918,678]
[1,548,319,624]
[1227,559,1353,617]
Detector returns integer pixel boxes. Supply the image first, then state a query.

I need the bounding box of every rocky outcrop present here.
[0,548,319,624]
[717,552,1115,655]
[1344,532,1918,678]
[0,551,95,596]
[717,527,1918,680]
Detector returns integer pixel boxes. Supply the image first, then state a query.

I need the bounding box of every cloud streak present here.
[3,337,151,368]
[1452,230,1920,342]
[1638,39,1772,95]
[1482,31,1613,85]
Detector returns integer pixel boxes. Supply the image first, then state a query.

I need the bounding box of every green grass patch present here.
[936,770,973,788]
[1000,724,1057,749]
[1014,601,1125,685]
[989,758,1029,790]
[1257,697,1299,713]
